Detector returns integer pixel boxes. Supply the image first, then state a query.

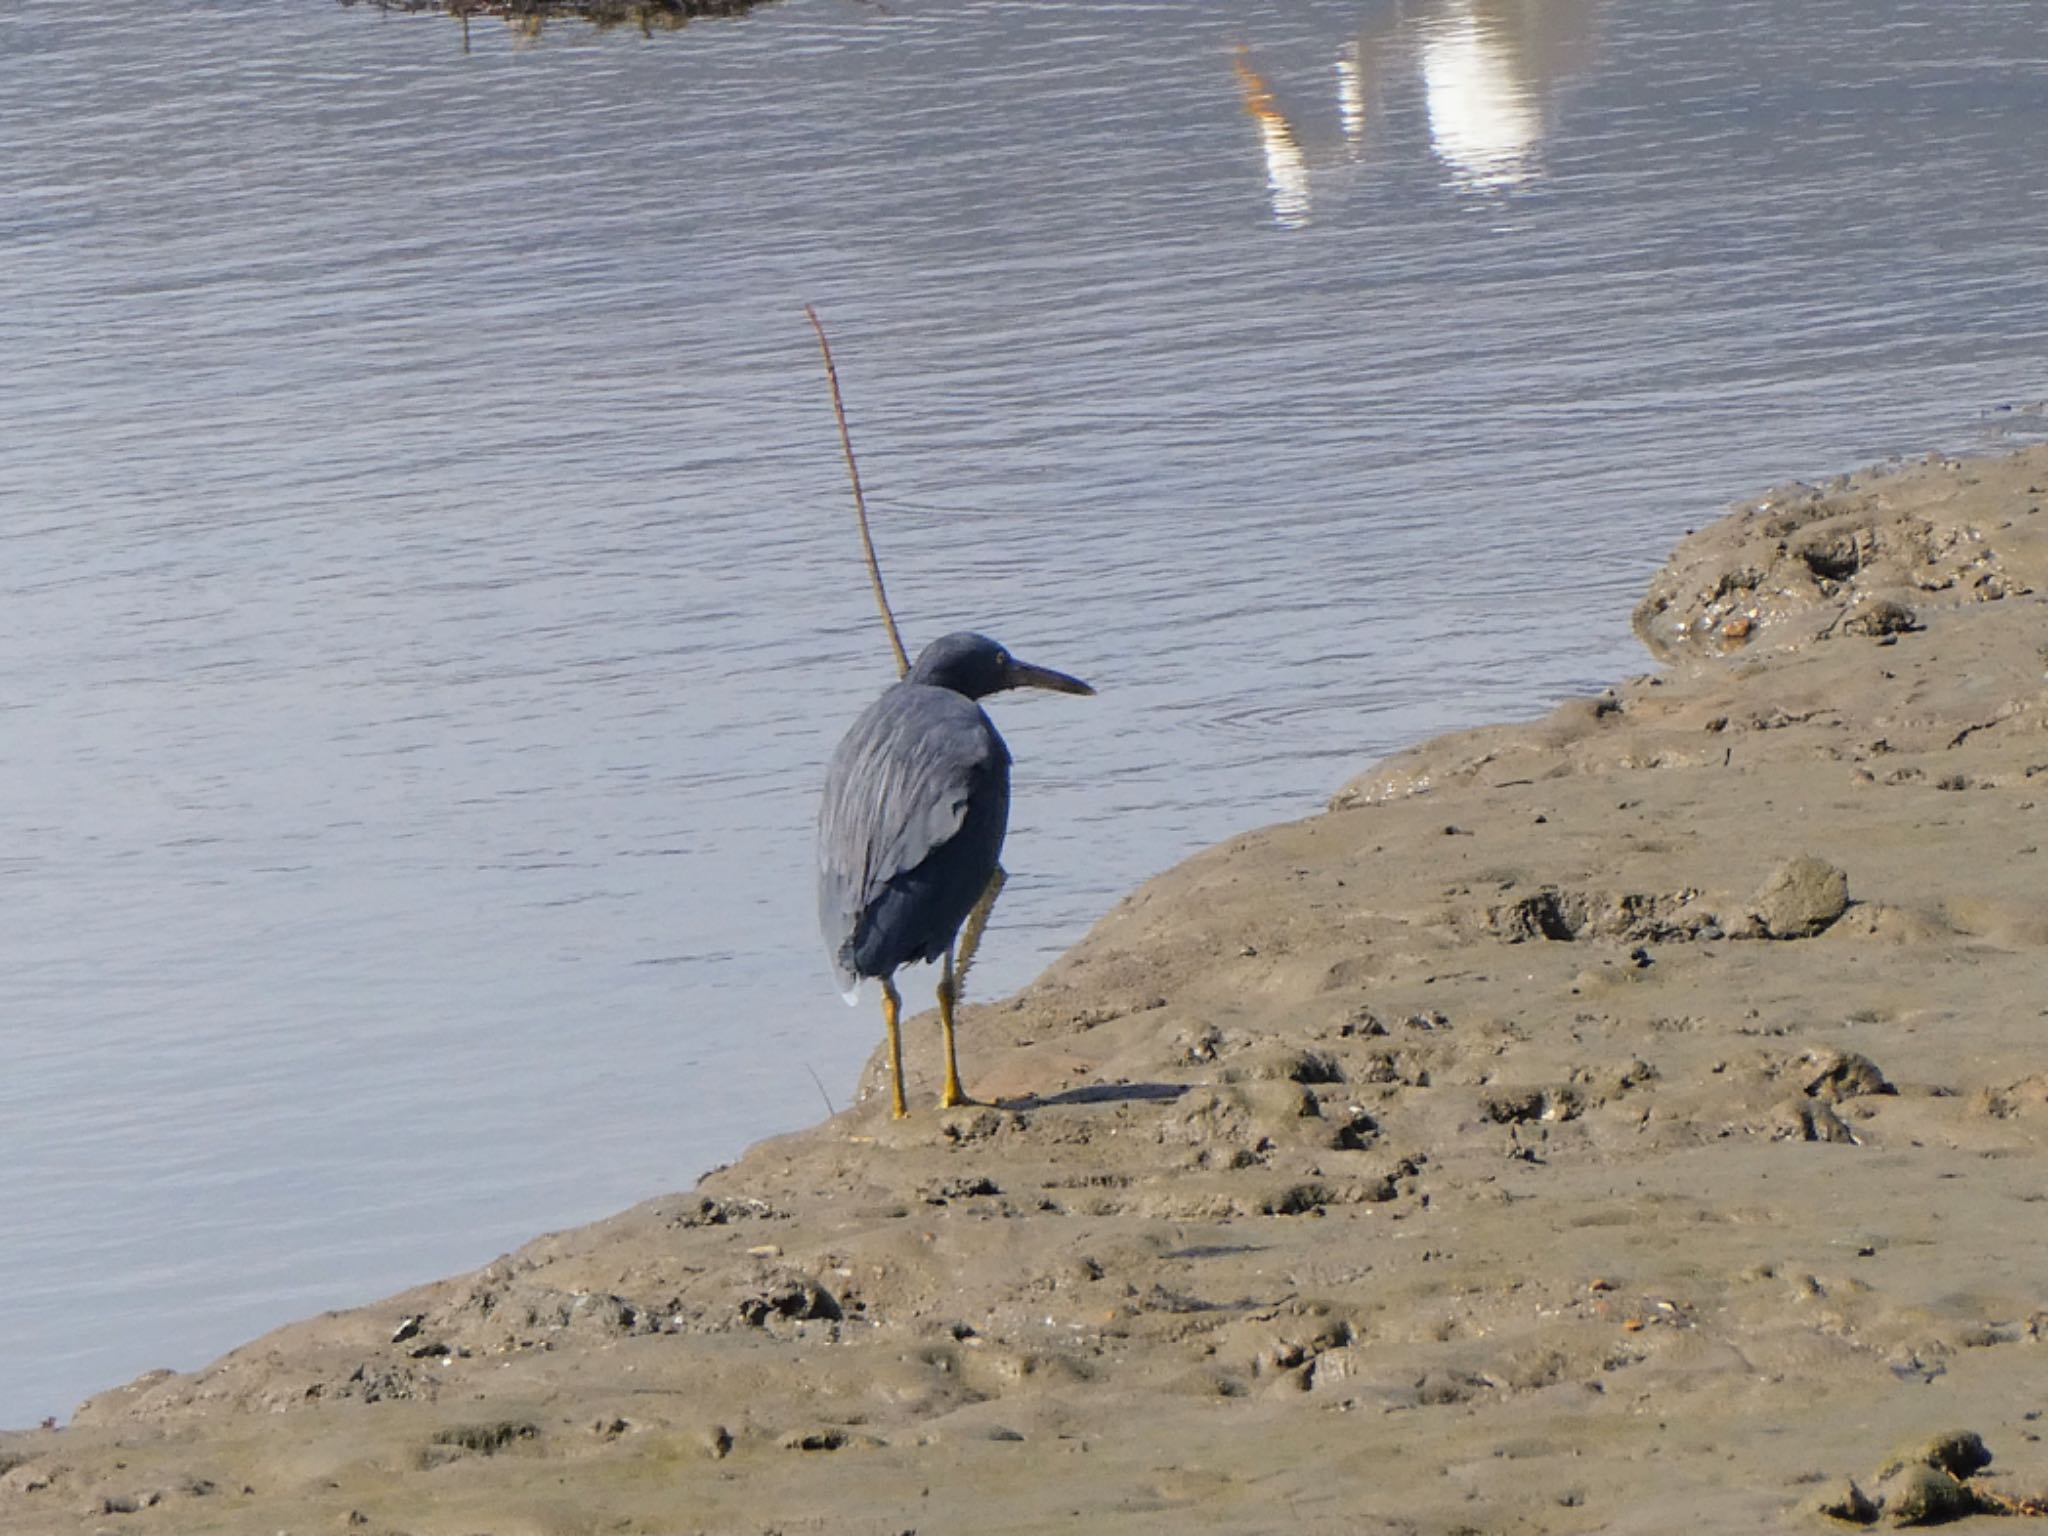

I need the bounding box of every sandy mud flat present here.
[7,446,2048,1533]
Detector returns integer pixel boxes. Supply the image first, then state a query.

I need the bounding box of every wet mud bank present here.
[6,446,2048,1533]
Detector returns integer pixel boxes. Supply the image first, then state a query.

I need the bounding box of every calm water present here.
[3,0,2044,1426]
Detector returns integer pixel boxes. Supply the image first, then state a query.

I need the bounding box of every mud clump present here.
[1878,1430,1993,1484]
[1804,1478,1880,1525]
[1872,1463,1975,1526]
[430,1420,538,1456]
[736,1272,842,1329]
[1751,856,1849,938]
[1839,597,1919,638]
[1800,1050,1894,1101]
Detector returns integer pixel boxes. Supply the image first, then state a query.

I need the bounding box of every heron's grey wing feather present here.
[817,685,1008,987]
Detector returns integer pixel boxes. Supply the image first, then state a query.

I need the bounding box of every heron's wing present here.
[817,684,1010,986]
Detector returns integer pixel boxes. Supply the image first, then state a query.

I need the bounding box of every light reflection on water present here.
[2,0,2046,1426]
[1415,6,1553,190]
[1234,0,1604,222]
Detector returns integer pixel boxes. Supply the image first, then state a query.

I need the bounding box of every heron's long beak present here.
[1006,658,1095,697]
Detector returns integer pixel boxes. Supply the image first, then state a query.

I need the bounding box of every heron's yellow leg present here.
[881,977,908,1119]
[951,865,1007,998]
[937,950,970,1109]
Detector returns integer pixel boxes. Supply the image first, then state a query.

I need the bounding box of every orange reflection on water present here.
[1233,46,1312,230]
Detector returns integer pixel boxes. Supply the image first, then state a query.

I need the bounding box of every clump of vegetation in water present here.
[337,0,774,37]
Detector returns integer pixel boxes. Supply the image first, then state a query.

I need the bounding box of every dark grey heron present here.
[818,631,1094,1117]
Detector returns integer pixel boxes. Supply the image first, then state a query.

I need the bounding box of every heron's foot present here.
[938,1085,982,1111]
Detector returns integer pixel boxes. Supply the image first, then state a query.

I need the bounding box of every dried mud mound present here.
[1633,450,2047,661]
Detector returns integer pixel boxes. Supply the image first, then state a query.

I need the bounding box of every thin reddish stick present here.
[804,304,908,679]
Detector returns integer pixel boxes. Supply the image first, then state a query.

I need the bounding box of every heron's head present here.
[908,631,1095,702]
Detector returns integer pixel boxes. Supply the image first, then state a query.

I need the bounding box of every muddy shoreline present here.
[6,446,2047,1533]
